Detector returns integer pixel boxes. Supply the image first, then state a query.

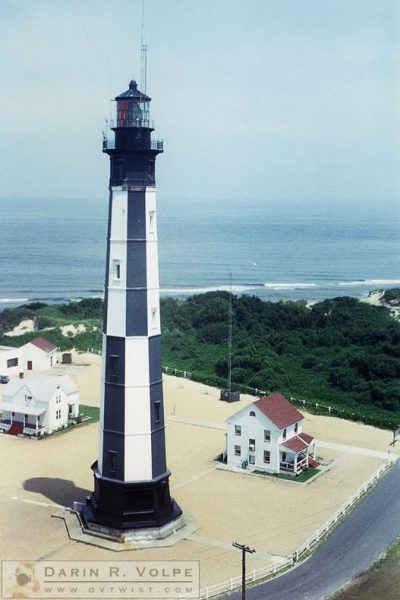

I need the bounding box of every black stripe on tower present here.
[126,189,148,337]
[126,243,147,288]
[127,190,146,239]
[148,336,167,478]
[102,336,126,480]
[126,292,148,336]
[150,382,167,478]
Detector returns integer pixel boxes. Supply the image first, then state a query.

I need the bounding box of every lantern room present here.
[113,80,152,129]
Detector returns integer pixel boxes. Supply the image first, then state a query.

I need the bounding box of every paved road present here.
[228,460,400,600]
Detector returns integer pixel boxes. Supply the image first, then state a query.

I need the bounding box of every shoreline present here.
[0,286,397,313]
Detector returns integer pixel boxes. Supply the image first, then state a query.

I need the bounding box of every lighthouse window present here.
[113,260,121,281]
[148,210,155,232]
[109,354,119,378]
[155,401,161,424]
[151,307,157,327]
[108,450,117,473]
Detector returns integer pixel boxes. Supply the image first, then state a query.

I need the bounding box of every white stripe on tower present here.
[105,189,128,337]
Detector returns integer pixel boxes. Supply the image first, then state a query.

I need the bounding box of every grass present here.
[277,467,320,483]
[79,404,100,423]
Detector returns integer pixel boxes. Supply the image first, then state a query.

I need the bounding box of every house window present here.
[249,411,256,417]
[264,430,271,442]
[155,401,161,424]
[235,425,241,436]
[7,358,18,368]
[112,260,121,281]
[282,452,287,462]
[109,354,119,378]
[249,455,255,465]
[249,439,256,451]
[294,422,298,433]
[264,450,271,464]
[283,428,287,440]
[234,445,241,456]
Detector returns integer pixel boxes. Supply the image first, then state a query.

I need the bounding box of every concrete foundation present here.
[54,504,198,551]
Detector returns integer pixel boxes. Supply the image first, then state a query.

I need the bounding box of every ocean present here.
[0,197,399,310]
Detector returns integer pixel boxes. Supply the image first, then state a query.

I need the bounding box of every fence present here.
[161,366,397,430]
[83,353,395,429]
[184,458,391,599]
[162,365,192,379]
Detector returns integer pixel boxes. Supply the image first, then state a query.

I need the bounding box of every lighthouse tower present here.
[84,80,182,531]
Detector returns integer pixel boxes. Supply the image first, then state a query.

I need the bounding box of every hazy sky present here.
[0,0,399,204]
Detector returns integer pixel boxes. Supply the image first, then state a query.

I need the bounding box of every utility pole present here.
[232,541,256,600]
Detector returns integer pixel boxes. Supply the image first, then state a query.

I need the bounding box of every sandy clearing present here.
[4,319,35,337]
[0,354,397,589]
[60,323,87,336]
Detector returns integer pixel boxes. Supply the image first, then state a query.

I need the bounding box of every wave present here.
[161,284,262,295]
[0,297,30,304]
[337,279,400,287]
[263,282,317,290]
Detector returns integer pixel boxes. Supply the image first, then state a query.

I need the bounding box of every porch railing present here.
[280,457,308,473]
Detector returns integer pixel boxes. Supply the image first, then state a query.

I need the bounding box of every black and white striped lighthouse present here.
[83,80,182,532]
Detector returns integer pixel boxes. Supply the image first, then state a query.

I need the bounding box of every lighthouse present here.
[83,80,182,532]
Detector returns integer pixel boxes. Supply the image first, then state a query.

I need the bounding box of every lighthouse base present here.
[82,462,182,531]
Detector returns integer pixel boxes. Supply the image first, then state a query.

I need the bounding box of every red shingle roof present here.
[298,432,313,445]
[281,433,314,453]
[254,393,304,430]
[30,337,57,353]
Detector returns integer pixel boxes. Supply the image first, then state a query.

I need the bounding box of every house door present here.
[27,361,32,370]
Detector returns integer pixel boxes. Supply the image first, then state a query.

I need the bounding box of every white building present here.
[226,393,317,476]
[21,338,57,371]
[0,338,57,378]
[0,373,79,436]
[0,346,23,377]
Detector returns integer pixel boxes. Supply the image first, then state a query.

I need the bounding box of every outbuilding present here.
[21,337,57,371]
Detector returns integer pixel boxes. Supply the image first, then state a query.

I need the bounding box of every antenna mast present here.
[140,0,148,94]
[219,274,240,402]
[228,273,233,392]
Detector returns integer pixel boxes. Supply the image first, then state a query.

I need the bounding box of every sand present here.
[4,319,35,337]
[0,353,397,590]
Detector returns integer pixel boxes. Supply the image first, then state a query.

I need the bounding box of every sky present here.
[0,0,399,205]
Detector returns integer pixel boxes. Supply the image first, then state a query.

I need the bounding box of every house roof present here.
[29,337,57,353]
[2,373,77,403]
[281,432,314,453]
[254,393,304,430]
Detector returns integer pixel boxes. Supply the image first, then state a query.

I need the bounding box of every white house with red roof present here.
[226,393,317,476]
[21,337,57,372]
